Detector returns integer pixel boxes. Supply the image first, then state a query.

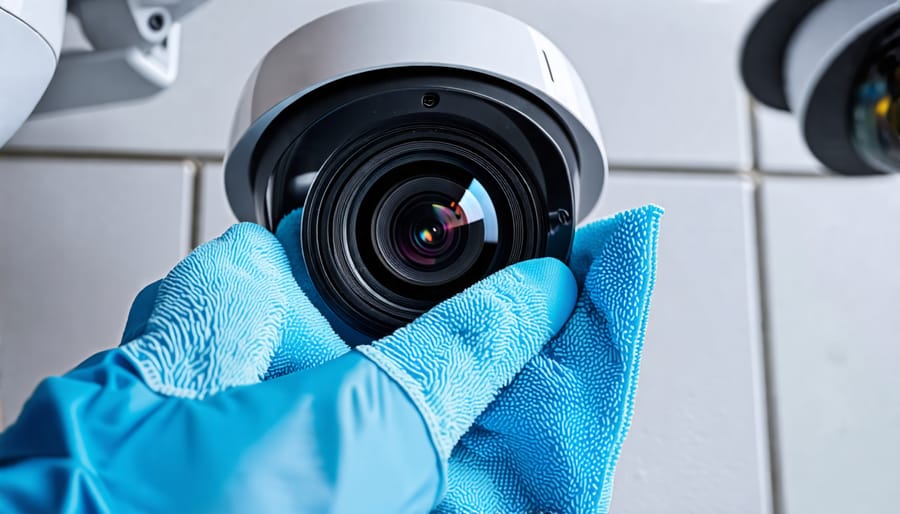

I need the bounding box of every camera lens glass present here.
[851,29,900,171]
[377,172,497,278]
[353,156,502,303]
[301,125,548,339]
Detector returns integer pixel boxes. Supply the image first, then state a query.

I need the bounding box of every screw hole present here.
[148,12,166,32]
[422,93,440,109]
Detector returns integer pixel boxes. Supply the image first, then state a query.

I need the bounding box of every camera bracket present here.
[33,0,209,113]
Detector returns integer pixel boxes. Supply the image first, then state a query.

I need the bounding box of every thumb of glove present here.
[356,257,577,465]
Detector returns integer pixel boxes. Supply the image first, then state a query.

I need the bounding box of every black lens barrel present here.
[249,68,579,343]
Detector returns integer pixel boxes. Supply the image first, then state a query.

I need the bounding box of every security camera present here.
[224,0,607,344]
[742,0,900,174]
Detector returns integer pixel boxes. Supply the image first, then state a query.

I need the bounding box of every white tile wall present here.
[493,0,763,171]
[754,106,824,174]
[588,172,771,514]
[196,162,238,245]
[1,1,898,513]
[10,0,761,171]
[0,158,194,423]
[760,175,900,514]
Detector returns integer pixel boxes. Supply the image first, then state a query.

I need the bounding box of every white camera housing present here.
[224,0,608,341]
[224,0,606,225]
[0,0,66,146]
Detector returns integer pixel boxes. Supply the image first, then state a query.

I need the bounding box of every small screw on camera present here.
[422,93,440,109]
[548,208,572,234]
[550,208,571,225]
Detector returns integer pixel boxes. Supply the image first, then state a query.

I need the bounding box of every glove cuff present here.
[356,345,451,487]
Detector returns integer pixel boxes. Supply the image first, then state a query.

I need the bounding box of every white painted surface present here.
[754,106,825,174]
[196,162,238,245]
[761,175,900,514]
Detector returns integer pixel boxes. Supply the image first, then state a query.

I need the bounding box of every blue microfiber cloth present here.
[434,205,662,513]
[270,205,662,513]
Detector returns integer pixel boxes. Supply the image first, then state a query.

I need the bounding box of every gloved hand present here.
[0,217,577,513]
[270,206,663,514]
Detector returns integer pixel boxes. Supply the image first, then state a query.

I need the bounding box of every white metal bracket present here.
[34,0,208,113]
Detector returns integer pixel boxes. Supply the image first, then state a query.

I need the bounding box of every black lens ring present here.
[250,69,581,341]
[261,70,578,233]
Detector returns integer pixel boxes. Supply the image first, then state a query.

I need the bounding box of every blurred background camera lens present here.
[852,27,900,172]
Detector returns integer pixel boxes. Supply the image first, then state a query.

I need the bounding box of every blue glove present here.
[434,205,663,513]
[0,218,577,513]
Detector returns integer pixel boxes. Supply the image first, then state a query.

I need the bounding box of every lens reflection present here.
[398,200,465,267]
[456,178,498,242]
[390,176,497,272]
[366,163,502,288]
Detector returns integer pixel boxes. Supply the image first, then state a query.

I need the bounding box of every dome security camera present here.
[743,0,900,174]
[224,0,606,344]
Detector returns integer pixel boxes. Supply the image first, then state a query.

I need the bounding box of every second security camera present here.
[224,0,607,344]
[743,0,900,174]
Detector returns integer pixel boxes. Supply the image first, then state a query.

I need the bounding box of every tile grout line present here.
[1,148,827,178]
[0,148,225,163]
[612,164,828,179]
[748,97,785,514]
[751,175,785,514]
[189,160,205,250]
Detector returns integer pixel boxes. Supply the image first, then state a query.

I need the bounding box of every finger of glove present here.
[120,280,162,345]
[121,223,343,399]
[268,208,350,378]
[356,257,577,464]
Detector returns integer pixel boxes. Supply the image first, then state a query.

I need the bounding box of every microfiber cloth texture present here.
[271,204,662,514]
[433,205,662,514]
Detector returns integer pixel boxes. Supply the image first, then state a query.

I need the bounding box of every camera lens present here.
[367,170,497,289]
[404,202,464,265]
[252,70,585,343]
[302,126,548,340]
[344,147,510,312]
[386,186,470,274]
